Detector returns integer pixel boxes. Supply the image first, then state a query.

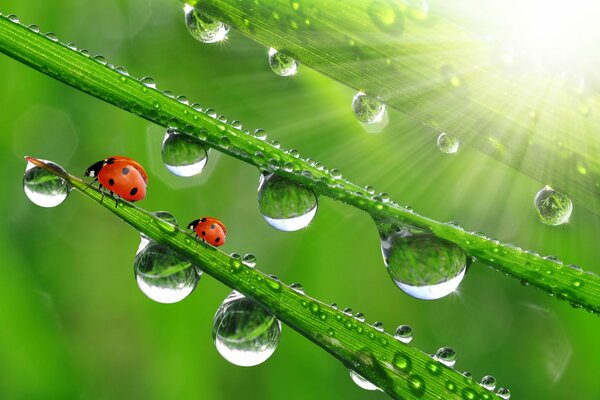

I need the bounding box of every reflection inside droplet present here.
[23,159,70,208]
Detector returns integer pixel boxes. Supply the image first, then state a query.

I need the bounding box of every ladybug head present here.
[84,160,105,178]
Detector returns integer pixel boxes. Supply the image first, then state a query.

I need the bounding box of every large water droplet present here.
[378,222,468,300]
[258,173,318,231]
[349,369,379,391]
[134,240,199,303]
[352,92,386,124]
[162,129,208,177]
[433,347,456,367]
[395,325,413,343]
[213,291,281,366]
[23,159,70,207]
[184,4,229,43]
[534,185,572,226]
[268,48,298,77]
[480,375,497,391]
[437,132,460,154]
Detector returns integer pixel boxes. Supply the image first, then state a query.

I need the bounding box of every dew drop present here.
[184,4,229,43]
[23,159,70,208]
[289,283,305,293]
[45,32,58,42]
[330,168,342,179]
[433,347,456,367]
[378,223,467,300]
[437,132,460,154]
[394,325,413,343]
[354,312,365,322]
[213,291,282,366]
[372,321,385,331]
[480,375,496,390]
[534,185,572,226]
[140,76,156,88]
[352,92,386,124]
[349,369,379,391]
[134,240,199,304]
[242,253,256,267]
[8,14,19,23]
[257,173,318,231]
[254,128,268,140]
[497,388,511,399]
[268,48,299,77]
[162,129,208,177]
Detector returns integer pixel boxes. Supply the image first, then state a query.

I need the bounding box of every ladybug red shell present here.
[187,217,227,246]
[84,156,148,202]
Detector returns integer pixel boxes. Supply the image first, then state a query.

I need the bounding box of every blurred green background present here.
[1,1,599,399]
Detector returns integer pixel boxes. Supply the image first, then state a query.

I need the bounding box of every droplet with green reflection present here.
[184,4,229,43]
[268,48,298,77]
[23,159,70,208]
[162,129,209,177]
[352,92,386,124]
[534,185,572,226]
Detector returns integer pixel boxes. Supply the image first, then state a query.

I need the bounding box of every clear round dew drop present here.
[161,129,209,177]
[434,347,457,367]
[23,159,70,208]
[394,325,413,343]
[480,375,497,391]
[257,172,318,231]
[352,92,386,124]
[268,48,299,77]
[437,132,460,154]
[212,291,282,367]
[134,240,199,304]
[349,370,379,391]
[534,185,572,226]
[184,4,229,43]
[378,222,468,300]
[497,388,511,399]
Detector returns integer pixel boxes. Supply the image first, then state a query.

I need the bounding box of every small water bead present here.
[162,129,209,177]
[205,108,217,118]
[378,223,468,300]
[534,186,572,226]
[242,254,256,267]
[463,371,472,379]
[257,173,318,231]
[134,240,199,304]
[253,128,267,140]
[354,312,365,322]
[437,132,460,154]
[231,120,243,130]
[212,291,282,366]
[28,24,40,33]
[349,370,379,391]
[115,66,129,76]
[343,307,353,315]
[394,325,413,343]
[8,14,19,23]
[352,92,386,124]
[184,4,229,43]
[45,32,58,42]
[140,76,156,88]
[268,48,299,77]
[289,283,304,293]
[480,375,497,390]
[496,388,511,399]
[434,347,456,367]
[330,168,342,179]
[372,321,384,331]
[23,159,70,208]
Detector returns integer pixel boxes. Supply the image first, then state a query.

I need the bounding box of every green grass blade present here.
[0,14,598,314]
[26,156,501,400]
[188,0,600,215]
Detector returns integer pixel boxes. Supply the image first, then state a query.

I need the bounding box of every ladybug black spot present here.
[215,237,221,243]
[130,187,138,196]
[211,224,216,229]
[201,231,206,236]
[106,158,115,165]
[122,167,130,175]
[201,218,207,222]
[108,178,115,186]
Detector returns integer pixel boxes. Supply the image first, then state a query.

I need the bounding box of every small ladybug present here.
[84,156,148,202]
[187,217,227,246]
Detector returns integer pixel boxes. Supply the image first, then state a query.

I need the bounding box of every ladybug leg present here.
[83,177,99,192]
[99,184,105,205]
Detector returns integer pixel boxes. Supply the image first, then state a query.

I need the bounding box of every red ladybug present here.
[84,156,148,202]
[187,217,227,246]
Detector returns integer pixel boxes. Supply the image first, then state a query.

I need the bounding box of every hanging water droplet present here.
[349,369,379,391]
[23,159,70,208]
[213,291,281,367]
[480,375,497,390]
[134,240,199,304]
[534,185,572,226]
[352,92,386,124]
[161,129,208,177]
[437,132,460,154]
[377,222,468,300]
[496,388,511,399]
[394,325,413,343]
[268,48,299,77]
[184,4,229,43]
[257,172,318,231]
[433,347,456,367]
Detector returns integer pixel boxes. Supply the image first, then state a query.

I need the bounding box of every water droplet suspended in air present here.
[184,4,229,43]
[134,239,199,304]
[352,92,386,124]
[480,375,497,391]
[377,222,468,300]
[437,132,460,154]
[394,325,413,343]
[268,48,299,77]
[534,185,572,226]
[434,347,456,367]
[213,291,282,367]
[349,370,379,391]
[161,129,209,177]
[257,172,318,231]
[23,159,70,208]
[496,388,511,399]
